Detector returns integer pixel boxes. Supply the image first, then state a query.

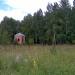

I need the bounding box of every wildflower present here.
[33,60,36,67]
[33,59,38,70]
[24,59,28,63]
[15,55,20,62]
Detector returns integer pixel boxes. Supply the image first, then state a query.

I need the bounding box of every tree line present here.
[0,0,75,45]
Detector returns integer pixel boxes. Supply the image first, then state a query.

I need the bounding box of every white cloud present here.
[0,9,27,21]
[0,0,73,22]
[6,0,50,13]
[1,0,51,22]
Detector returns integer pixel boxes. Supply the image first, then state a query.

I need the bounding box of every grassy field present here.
[0,45,75,75]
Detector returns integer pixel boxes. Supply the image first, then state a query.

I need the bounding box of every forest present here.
[0,0,75,45]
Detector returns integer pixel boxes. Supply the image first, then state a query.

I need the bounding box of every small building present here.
[14,33,25,45]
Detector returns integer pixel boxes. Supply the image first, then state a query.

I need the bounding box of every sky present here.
[0,0,73,22]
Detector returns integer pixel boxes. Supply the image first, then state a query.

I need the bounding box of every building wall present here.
[14,34,25,45]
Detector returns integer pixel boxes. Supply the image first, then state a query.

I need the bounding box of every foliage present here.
[0,0,75,44]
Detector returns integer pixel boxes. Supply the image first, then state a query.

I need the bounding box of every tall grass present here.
[0,45,75,75]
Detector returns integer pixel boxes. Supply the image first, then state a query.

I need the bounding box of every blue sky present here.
[0,0,12,10]
[0,0,73,22]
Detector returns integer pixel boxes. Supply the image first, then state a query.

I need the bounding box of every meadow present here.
[0,45,75,75]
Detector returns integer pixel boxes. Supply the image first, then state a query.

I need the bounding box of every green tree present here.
[60,0,71,43]
[0,16,20,43]
[32,9,45,44]
[20,14,33,44]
